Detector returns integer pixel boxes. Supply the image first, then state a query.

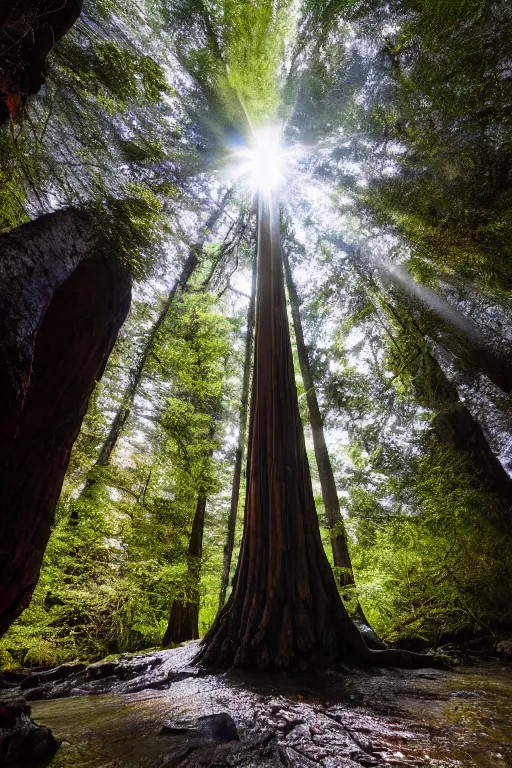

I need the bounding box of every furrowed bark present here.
[282,248,355,590]
[194,191,371,671]
[387,274,512,395]
[0,209,131,638]
[218,252,257,611]
[436,330,512,396]
[194,193,438,671]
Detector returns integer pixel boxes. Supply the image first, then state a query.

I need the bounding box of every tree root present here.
[368,648,450,670]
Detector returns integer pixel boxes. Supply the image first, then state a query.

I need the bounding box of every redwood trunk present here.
[385,270,512,395]
[162,491,207,645]
[282,249,355,589]
[195,191,369,671]
[218,254,257,610]
[0,209,131,637]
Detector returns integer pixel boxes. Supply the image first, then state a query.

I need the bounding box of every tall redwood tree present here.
[195,190,370,671]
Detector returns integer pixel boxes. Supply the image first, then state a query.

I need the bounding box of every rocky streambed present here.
[0,643,511,767]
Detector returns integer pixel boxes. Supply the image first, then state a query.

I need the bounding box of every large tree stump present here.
[0,208,131,638]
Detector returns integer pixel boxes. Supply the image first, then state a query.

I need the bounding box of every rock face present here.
[0,0,83,120]
[494,638,512,661]
[0,209,131,639]
[0,697,59,765]
[3,645,202,701]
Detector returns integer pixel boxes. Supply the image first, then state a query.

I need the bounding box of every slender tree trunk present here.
[333,239,512,395]
[70,192,231,519]
[282,249,355,589]
[218,253,257,611]
[195,190,370,671]
[0,209,130,638]
[163,414,219,646]
[162,490,207,645]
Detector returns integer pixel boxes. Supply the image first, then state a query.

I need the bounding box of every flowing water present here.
[30,658,512,767]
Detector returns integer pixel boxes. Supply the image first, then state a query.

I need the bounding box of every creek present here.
[18,645,511,767]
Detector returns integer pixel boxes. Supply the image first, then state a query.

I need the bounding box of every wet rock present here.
[0,698,30,728]
[0,700,59,766]
[161,713,239,742]
[0,647,206,703]
[494,638,512,661]
[160,743,195,767]
[86,661,119,680]
[160,722,191,736]
[20,675,42,691]
[195,713,239,741]
[39,662,86,682]
[114,657,163,680]
[159,713,239,767]
[0,672,27,689]
[25,685,51,701]
[20,662,86,691]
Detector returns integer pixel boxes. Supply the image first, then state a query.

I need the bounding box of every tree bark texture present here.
[332,239,512,395]
[0,208,131,638]
[162,491,208,646]
[195,192,370,671]
[437,330,512,396]
[218,253,257,611]
[282,249,355,589]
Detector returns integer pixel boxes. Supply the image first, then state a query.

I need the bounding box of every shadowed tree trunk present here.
[381,296,512,513]
[282,248,355,590]
[162,490,208,645]
[70,192,231,520]
[0,209,131,638]
[218,253,257,611]
[422,349,512,510]
[434,329,512,396]
[194,190,372,671]
[384,268,512,396]
[330,237,512,396]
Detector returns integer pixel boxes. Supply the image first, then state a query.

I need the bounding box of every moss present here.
[0,648,20,672]
[23,640,64,669]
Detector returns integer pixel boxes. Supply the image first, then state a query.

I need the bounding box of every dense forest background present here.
[1,0,512,669]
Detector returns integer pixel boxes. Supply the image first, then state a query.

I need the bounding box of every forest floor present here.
[1,643,511,767]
